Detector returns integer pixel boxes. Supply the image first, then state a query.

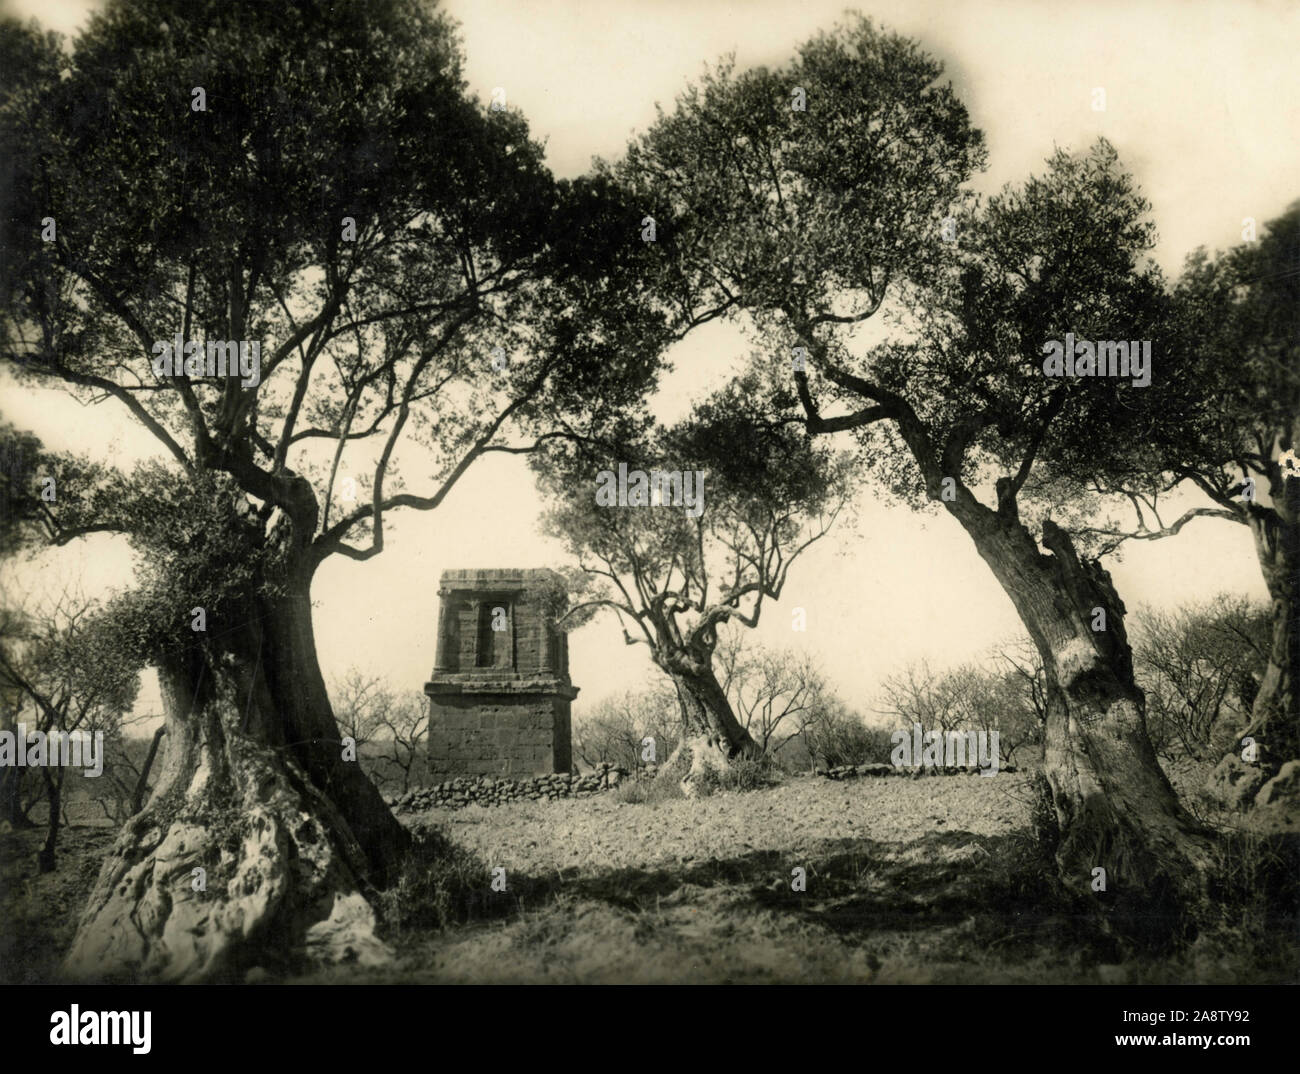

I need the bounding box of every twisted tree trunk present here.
[656,645,759,791]
[1204,454,1299,819]
[62,561,409,983]
[950,495,1213,924]
[1240,507,1299,768]
[1206,499,1300,825]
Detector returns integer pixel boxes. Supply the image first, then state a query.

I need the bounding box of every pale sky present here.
[2,0,1291,727]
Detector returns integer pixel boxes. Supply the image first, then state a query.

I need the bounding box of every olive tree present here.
[0,0,664,980]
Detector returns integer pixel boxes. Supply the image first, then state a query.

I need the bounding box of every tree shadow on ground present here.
[490,827,1110,962]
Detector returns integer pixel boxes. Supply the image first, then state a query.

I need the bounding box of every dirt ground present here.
[2,765,1294,985]
[0,814,117,985]
[427,769,1028,870]
[392,770,1043,984]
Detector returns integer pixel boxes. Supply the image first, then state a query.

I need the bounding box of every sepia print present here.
[0,0,1296,1020]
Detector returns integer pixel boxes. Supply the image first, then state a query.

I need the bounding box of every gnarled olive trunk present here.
[1241,508,1299,768]
[1208,502,1300,825]
[951,498,1213,921]
[655,646,759,789]
[62,564,409,983]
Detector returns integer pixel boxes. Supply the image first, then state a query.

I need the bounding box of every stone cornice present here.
[424,676,579,700]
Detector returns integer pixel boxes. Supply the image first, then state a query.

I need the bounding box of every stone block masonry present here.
[425,568,578,780]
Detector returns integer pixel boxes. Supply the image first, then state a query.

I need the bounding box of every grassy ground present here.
[2,764,1296,985]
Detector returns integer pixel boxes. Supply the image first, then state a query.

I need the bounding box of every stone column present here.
[433,589,458,672]
[539,613,557,675]
[471,598,485,667]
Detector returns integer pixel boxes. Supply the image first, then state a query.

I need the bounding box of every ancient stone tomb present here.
[424,568,577,779]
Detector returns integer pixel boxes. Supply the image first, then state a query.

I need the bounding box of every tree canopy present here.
[1,0,668,624]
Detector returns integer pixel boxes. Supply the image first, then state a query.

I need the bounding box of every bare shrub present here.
[716,632,827,754]
[330,669,428,794]
[802,699,892,767]
[614,771,685,805]
[572,685,680,771]
[715,754,781,792]
[376,827,499,932]
[1132,595,1270,761]
[878,649,1044,765]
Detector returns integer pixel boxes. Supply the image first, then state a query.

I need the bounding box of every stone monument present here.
[424,568,577,779]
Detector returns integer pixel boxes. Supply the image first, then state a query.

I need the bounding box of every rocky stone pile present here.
[389,761,639,812]
[818,762,1018,780]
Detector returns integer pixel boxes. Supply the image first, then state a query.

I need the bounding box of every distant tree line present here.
[573,594,1270,775]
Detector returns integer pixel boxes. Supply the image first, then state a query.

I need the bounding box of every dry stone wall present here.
[818,763,1019,780]
[391,762,637,813]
